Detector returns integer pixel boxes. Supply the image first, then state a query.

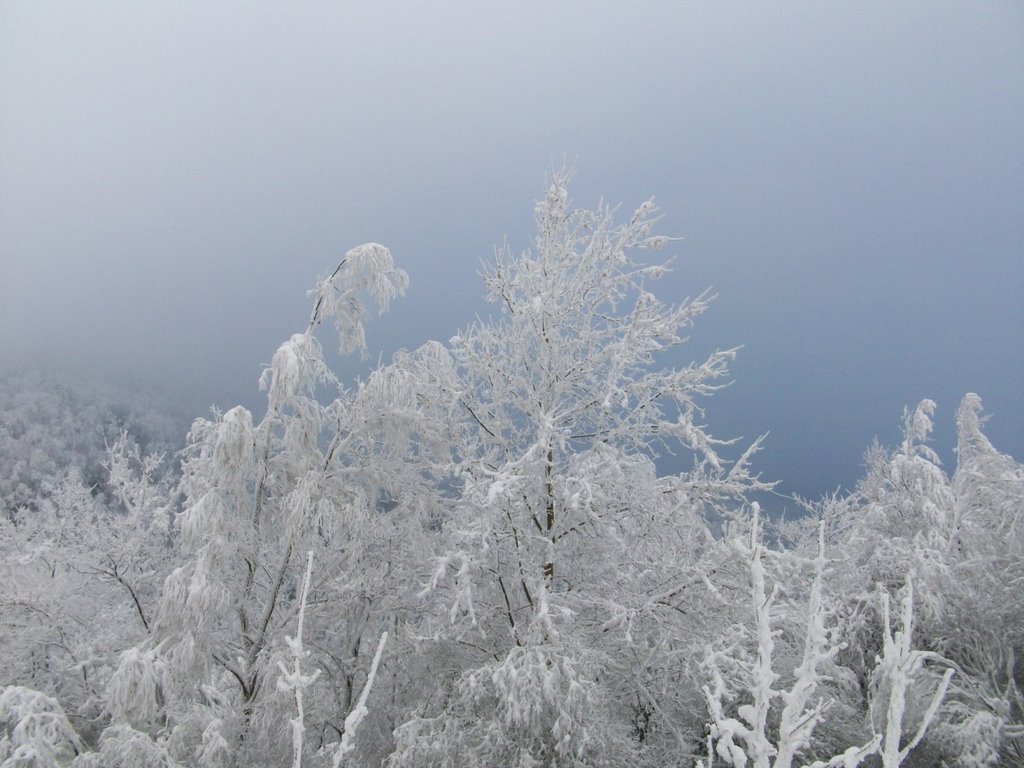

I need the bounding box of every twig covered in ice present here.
[276,550,321,768]
[331,629,388,768]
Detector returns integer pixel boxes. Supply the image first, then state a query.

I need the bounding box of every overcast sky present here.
[2,2,1021,507]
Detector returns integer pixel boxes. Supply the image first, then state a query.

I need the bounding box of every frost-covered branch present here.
[276,550,321,768]
[874,578,954,768]
[0,686,83,765]
[701,506,849,768]
[774,523,840,768]
[307,243,409,356]
[330,630,388,768]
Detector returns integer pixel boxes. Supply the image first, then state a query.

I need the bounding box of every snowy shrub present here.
[0,686,82,768]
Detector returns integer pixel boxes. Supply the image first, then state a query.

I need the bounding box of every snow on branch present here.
[873,578,955,768]
[700,506,847,768]
[330,630,388,768]
[700,509,956,768]
[276,550,321,768]
[0,686,83,766]
[308,243,408,356]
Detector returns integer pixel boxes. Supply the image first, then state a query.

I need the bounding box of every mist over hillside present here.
[0,368,193,516]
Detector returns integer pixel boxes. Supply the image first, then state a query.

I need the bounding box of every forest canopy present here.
[1,178,1021,767]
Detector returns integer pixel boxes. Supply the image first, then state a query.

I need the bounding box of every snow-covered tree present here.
[0,370,184,519]
[391,175,770,766]
[805,396,1024,766]
[99,244,456,766]
[4,176,1021,767]
[0,433,175,750]
[0,685,83,767]
[698,506,955,768]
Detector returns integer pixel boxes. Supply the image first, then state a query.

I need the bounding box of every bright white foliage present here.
[1,183,1021,768]
[872,579,954,768]
[393,174,770,767]
[0,686,82,768]
[701,505,844,768]
[81,245,434,767]
[816,395,1024,766]
[700,513,954,768]
[276,551,320,768]
[331,630,388,768]
[308,242,409,356]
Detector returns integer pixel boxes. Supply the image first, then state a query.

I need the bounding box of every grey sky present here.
[2,2,1021,505]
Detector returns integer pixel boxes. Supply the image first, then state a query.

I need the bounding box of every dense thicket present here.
[0,370,185,513]
[2,179,1021,767]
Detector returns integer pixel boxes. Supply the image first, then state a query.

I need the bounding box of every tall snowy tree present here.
[391,175,771,766]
